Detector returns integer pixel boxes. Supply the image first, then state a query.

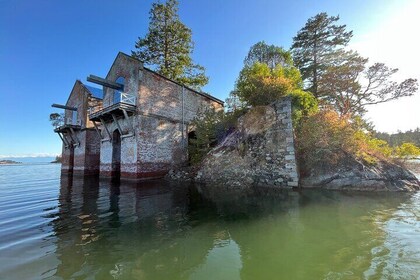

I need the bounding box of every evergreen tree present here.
[244,41,293,69]
[291,12,353,97]
[132,0,208,89]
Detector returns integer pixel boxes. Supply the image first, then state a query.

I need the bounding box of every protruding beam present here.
[87,75,124,91]
[52,104,77,111]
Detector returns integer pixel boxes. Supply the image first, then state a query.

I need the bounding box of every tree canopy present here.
[244,41,293,69]
[236,62,303,106]
[132,0,208,89]
[291,12,353,97]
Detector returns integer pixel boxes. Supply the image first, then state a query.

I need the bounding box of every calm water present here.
[0,164,419,280]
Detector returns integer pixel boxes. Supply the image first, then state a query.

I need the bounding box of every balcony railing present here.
[114,91,136,105]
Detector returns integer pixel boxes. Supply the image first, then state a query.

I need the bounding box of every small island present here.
[0,160,22,165]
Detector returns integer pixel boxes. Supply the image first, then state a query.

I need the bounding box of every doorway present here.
[112,129,121,177]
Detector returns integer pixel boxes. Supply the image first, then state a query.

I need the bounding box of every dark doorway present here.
[112,129,121,178]
[187,131,197,164]
[68,145,74,173]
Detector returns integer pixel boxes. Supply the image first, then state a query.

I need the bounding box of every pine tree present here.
[132,0,208,89]
[291,12,353,97]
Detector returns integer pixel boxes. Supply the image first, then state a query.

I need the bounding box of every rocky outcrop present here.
[300,156,420,191]
[169,96,419,192]
[197,98,299,188]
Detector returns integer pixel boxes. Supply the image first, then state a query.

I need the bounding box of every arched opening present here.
[68,145,74,173]
[112,129,121,178]
[187,131,197,164]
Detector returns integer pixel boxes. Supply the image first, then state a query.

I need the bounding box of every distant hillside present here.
[0,157,56,163]
[375,128,420,147]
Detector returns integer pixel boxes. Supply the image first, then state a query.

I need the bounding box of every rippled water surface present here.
[0,164,419,280]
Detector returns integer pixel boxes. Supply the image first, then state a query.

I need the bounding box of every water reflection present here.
[47,175,419,280]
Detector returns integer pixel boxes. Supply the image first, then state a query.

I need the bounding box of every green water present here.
[0,164,419,279]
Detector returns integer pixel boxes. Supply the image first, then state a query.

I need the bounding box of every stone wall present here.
[198,97,299,188]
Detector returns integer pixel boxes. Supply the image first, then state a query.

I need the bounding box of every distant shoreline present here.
[0,160,22,165]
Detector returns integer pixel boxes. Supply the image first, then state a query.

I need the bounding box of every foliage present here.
[235,62,303,106]
[296,109,401,173]
[296,110,357,171]
[49,113,64,128]
[394,143,420,159]
[289,89,318,127]
[188,107,247,165]
[375,128,420,147]
[132,0,208,89]
[225,90,246,113]
[52,155,62,163]
[244,41,293,69]
[318,51,418,116]
[291,12,353,96]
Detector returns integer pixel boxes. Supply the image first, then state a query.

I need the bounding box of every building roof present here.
[84,85,103,100]
[114,52,224,105]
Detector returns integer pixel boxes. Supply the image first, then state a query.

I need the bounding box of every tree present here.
[132,0,208,89]
[291,12,353,97]
[394,143,420,159]
[49,113,64,128]
[244,41,293,69]
[318,51,418,116]
[236,62,303,106]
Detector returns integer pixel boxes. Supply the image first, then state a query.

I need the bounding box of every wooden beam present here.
[100,118,112,141]
[52,104,77,111]
[57,132,69,148]
[92,121,103,139]
[112,114,123,135]
[69,127,80,147]
[87,75,124,91]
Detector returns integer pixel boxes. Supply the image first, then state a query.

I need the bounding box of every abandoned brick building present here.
[53,52,224,179]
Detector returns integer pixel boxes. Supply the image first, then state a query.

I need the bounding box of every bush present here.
[296,109,396,174]
[188,108,247,165]
[394,142,420,159]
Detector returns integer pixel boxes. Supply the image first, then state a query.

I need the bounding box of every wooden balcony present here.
[89,102,136,122]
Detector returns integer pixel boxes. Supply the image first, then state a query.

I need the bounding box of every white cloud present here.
[350,0,420,133]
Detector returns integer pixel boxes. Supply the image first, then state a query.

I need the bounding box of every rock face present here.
[300,156,420,191]
[197,97,299,188]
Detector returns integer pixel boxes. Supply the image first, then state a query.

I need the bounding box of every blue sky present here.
[1,0,418,157]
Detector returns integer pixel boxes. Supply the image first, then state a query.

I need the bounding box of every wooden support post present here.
[112,114,123,135]
[64,131,75,146]
[58,132,69,148]
[87,75,124,91]
[69,128,80,147]
[92,121,103,139]
[100,118,112,141]
[122,108,135,135]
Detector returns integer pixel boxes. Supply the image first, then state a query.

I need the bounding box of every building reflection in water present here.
[50,175,410,279]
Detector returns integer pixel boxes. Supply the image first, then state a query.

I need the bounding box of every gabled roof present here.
[84,85,103,100]
[111,52,224,105]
